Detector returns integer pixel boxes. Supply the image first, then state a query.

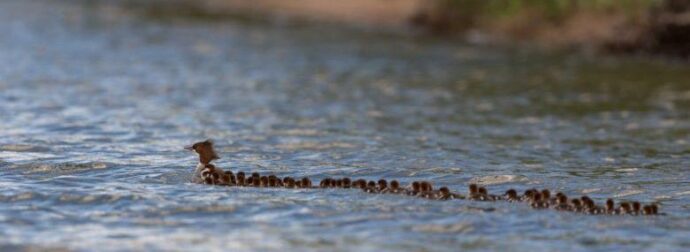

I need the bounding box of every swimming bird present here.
[504,189,519,202]
[185,139,221,183]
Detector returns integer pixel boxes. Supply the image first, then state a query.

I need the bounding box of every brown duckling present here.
[438,186,464,200]
[521,188,538,202]
[320,178,332,188]
[505,189,519,202]
[285,177,296,188]
[477,187,495,201]
[541,189,551,203]
[580,196,596,214]
[342,178,352,188]
[632,202,641,215]
[468,184,482,200]
[530,192,548,209]
[260,176,269,187]
[570,199,583,212]
[268,175,277,187]
[378,179,388,191]
[409,181,422,196]
[419,181,434,198]
[365,181,378,193]
[644,204,659,215]
[236,172,246,186]
[304,177,313,188]
[605,198,617,214]
[354,179,367,189]
[387,180,401,194]
[619,202,632,215]
[554,193,570,211]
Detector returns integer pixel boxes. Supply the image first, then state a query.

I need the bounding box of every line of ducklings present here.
[199,163,660,216]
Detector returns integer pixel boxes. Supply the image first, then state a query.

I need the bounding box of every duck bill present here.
[184,145,194,151]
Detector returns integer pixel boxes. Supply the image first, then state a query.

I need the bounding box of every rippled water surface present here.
[1,1,689,251]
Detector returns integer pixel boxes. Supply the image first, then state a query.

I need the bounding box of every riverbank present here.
[119,0,688,58]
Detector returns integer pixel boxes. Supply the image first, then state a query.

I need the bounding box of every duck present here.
[185,139,222,183]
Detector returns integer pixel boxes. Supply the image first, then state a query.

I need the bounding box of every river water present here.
[1,1,689,251]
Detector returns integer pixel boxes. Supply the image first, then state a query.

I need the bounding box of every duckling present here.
[285,177,296,188]
[386,180,401,194]
[252,176,261,187]
[251,172,261,187]
[580,196,596,214]
[468,184,480,200]
[504,189,519,202]
[342,178,352,188]
[619,202,632,215]
[477,187,495,201]
[650,204,659,215]
[301,177,312,188]
[643,204,659,215]
[437,186,464,200]
[260,176,269,187]
[336,179,343,188]
[320,178,332,188]
[236,172,246,186]
[521,188,538,202]
[419,181,434,199]
[268,175,277,187]
[200,164,225,185]
[530,192,548,209]
[632,202,641,215]
[365,181,378,193]
[570,199,583,212]
[541,189,551,204]
[605,198,617,214]
[554,194,570,211]
[378,179,388,192]
[580,196,597,214]
[552,192,565,205]
[224,171,236,186]
[409,181,422,196]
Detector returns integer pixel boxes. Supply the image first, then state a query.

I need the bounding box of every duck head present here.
[185,139,219,164]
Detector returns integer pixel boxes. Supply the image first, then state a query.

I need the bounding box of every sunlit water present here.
[1,1,689,251]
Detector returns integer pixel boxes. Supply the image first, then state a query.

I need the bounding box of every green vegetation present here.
[439,0,663,22]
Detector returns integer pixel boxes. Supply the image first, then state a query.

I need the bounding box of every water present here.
[1,1,689,251]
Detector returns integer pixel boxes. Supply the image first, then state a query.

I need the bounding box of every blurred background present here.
[0,0,689,251]
[128,0,690,58]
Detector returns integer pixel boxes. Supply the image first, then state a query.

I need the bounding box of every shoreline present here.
[119,0,688,59]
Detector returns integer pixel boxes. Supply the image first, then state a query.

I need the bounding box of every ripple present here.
[469,175,529,185]
[0,144,51,152]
